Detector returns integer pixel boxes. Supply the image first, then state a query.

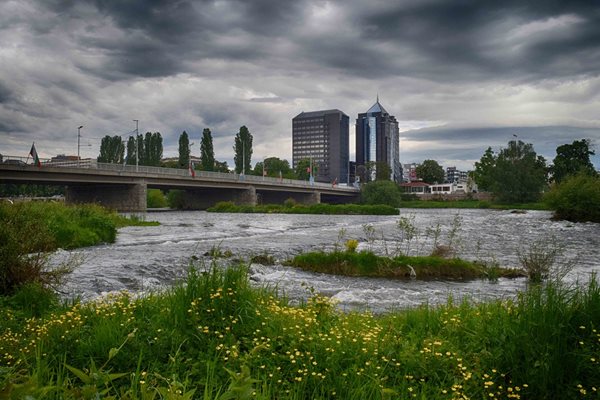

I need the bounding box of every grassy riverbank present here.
[208,201,399,215]
[398,199,550,210]
[0,202,158,295]
[1,265,599,399]
[287,250,524,280]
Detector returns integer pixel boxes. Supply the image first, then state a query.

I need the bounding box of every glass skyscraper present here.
[355,98,402,182]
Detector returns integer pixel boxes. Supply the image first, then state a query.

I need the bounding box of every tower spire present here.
[377,93,379,103]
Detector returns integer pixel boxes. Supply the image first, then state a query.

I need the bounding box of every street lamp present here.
[77,125,83,165]
[133,120,139,171]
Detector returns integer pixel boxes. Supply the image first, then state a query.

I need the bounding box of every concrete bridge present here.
[0,158,359,212]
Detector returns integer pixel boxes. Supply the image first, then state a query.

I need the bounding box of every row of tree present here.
[97,126,326,181]
[473,138,596,203]
[97,132,163,167]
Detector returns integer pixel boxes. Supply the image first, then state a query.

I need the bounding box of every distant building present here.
[356,98,401,182]
[403,163,419,182]
[292,109,349,184]
[445,166,468,183]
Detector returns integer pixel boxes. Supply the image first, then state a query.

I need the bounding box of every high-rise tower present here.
[292,109,349,184]
[355,98,401,182]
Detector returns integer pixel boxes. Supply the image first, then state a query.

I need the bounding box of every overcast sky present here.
[1,0,599,171]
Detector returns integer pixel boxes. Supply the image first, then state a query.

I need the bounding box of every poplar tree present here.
[97,135,124,163]
[233,126,253,174]
[178,131,190,169]
[200,128,215,171]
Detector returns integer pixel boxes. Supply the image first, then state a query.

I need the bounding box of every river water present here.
[54,209,600,312]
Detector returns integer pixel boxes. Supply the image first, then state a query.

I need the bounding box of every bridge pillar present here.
[303,191,321,205]
[235,186,257,206]
[65,182,147,212]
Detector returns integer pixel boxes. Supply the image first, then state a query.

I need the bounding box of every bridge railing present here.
[1,155,358,191]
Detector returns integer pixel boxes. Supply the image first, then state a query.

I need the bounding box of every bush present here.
[544,172,600,222]
[147,189,168,208]
[166,189,186,209]
[360,181,401,207]
[0,202,121,294]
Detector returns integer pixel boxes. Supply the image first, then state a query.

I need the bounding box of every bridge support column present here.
[65,182,147,212]
[302,191,321,205]
[235,186,257,206]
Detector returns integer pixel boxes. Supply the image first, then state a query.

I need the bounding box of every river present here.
[53,209,600,312]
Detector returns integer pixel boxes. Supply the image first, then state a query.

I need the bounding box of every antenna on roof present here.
[377,93,379,103]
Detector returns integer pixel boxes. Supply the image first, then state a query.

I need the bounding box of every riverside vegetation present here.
[2,203,598,399]
[207,200,398,215]
[1,265,599,399]
[0,201,158,295]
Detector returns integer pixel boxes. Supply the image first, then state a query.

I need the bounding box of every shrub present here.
[518,238,573,283]
[166,189,186,209]
[283,198,297,208]
[208,201,238,212]
[360,181,401,207]
[147,189,168,208]
[0,202,122,294]
[544,172,600,222]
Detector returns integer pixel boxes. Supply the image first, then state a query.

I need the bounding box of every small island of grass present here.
[207,200,398,215]
[287,250,524,280]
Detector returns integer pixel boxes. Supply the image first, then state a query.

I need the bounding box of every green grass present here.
[1,264,599,399]
[207,201,398,215]
[0,202,158,295]
[399,199,550,210]
[287,250,524,280]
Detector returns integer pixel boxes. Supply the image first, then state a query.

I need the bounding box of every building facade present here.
[356,99,402,182]
[292,109,349,184]
[445,166,468,183]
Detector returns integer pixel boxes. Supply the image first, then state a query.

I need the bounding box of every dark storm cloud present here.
[35,0,309,80]
[1,0,599,168]
[344,1,600,80]
[28,0,600,83]
[0,82,15,104]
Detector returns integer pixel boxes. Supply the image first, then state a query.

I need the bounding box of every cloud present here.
[0,0,599,172]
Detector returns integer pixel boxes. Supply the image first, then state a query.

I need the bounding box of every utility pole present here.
[133,119,139,171]
[242,139,245,175]
[77,125,83,166]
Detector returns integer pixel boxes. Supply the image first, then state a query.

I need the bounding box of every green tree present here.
[233,126,253,174]
[550,139,596,183]
[416,159,445,184]
[254,157,293,177]
[140,132,163,166]
[544,172,600,222]
[136,134,145,165]
[295,159,316,181]
[200,128,215,171]
[360,181,401,207]
[97,135,124,163]
[375,162,392,181]
[214,160,230,173]
[126,136,136,165]
[473,147,496,191]
[178,131,190,169]
[492,140,547,203]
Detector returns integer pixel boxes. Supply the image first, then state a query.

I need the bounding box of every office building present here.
[292,109,349,184]
[355,98,401,182]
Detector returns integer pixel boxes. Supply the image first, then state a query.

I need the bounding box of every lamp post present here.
[77,125,83,165]
[133,119,139,171]
[242,139,245,176]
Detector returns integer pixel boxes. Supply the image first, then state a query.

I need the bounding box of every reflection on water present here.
[54,209,600,312]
